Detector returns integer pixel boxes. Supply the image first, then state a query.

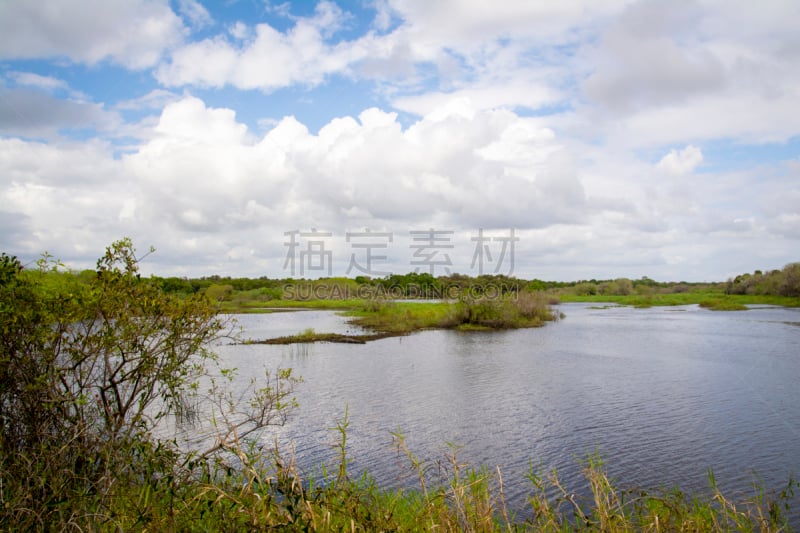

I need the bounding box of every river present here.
[210,303,800,518]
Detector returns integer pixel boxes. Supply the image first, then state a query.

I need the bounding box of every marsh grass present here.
[4,416,796,531]
[699,298,749,311]
[239,294,558,345]
[347,292,559,336]
[219,298,369,313]
[559,291,800,309]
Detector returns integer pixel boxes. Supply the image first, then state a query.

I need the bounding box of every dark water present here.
[215,304,800,517]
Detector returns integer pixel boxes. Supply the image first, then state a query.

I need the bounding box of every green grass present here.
[699,298,749,311]
[217,297,369,313]
[346,293,559,335]
[9,426,795,532]
[345,300,457,333]
[557,291,800,309]
[235,294,560,344]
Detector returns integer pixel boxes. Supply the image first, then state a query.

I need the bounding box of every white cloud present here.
[176,0,212,30]
[581,0,726,112]
[0,95,590,274]
[0,138,135,259]
[115,89,180,111]
[383,0,626,49]
[157,2,364,90]
[2,2,800,280]
[393,83,557,116]
[0,0,184,69]
[576,0,800,147]
[0,88,121,138]
[657,145,703,176]
[2,91,798,280]
[229,21,250,41]
[6,71,68,92]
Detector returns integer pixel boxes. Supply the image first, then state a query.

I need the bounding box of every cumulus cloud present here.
[123,96,584,236]
[0,0,184,69]
[2,1,799,280]
[1,90,795,280]
[0,138,136,260]
[0,95,593,274]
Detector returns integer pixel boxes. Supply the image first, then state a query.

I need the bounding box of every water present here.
[211,303,800,517]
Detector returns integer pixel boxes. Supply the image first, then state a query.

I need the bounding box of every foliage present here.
[48,421,793,532]
[454,291,558,329]
[727,262,800,297]
[3,246,798,529]
[0,240,298,529]
[345,292,559,335]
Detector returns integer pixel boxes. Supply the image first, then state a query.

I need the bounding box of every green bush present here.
[0,241,298,530]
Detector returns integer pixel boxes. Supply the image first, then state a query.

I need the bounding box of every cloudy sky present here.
[1,0,798,281]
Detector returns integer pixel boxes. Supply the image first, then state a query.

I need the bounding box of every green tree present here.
[780,262,800,296]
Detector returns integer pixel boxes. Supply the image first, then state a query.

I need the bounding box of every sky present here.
[1,0,799,282]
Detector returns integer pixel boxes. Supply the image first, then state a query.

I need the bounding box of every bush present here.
[456,291,556,328]
[0,240,298,529]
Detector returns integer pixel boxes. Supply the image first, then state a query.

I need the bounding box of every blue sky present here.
[1,0,798,281]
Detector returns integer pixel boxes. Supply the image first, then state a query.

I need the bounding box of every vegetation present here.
[2,244,799,530]
[559,291,800,309]
[0,241,300,530]
[241,294,560,344]
[726,263,800,297]
[699,298,749,311]
[349,293,557,334]
[146,264,800,315]
[553,268,800,310]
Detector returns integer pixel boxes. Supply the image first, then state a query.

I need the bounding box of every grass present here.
[220,290,800,315]
[557,291,800,309]
[9,421,795,531]
[699,298,749,311]
[348,293,559,333]
[218,298,368,313]
[345,300,457,333]
[235,293,560,344]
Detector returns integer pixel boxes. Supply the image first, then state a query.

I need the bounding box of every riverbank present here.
[228,290,800,343]
[556,291,800,310]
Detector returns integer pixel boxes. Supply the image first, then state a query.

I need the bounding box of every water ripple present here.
[212,304,800,519]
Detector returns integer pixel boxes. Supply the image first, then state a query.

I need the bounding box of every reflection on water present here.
[212,304,800,515]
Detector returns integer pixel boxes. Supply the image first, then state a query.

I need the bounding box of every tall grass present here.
[3,415,796,531]
[557,291,800,309]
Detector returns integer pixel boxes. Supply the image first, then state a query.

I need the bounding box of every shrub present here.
[0,240,298,529]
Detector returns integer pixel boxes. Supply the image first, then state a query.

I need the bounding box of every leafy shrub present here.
[0,240,298,529]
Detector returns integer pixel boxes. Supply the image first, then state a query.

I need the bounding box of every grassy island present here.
[244,293,560,344]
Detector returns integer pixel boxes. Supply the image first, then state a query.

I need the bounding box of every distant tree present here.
[780,262,800,297]
[204,282,234,301]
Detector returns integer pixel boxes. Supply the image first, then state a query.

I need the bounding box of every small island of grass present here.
[245,292,561,344]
